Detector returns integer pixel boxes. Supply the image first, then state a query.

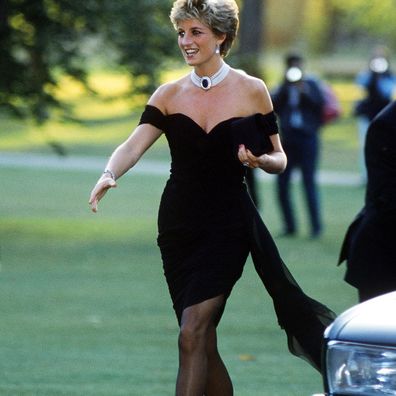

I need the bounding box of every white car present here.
[321,291,396,395]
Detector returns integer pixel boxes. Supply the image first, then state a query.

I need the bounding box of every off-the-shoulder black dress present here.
[139,105,335,372]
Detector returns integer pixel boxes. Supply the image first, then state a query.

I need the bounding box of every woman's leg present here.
[300,137,321,237]
[204,326,233,395]
[175,295,232,396]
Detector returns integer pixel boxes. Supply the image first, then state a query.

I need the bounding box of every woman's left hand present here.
[237,144,269,169]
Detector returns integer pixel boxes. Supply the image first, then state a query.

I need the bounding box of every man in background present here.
[339,101,396,302]
[354,46,396,183]
[271,53,325,239]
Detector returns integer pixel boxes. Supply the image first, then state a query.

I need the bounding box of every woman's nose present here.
[180,33,192,46]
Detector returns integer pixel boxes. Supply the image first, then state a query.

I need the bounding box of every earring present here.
[215,45,220,54]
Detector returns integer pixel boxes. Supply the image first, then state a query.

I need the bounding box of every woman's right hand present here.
[89,176,117,213]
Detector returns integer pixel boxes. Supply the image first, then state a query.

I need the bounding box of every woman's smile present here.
[184,48,199,60]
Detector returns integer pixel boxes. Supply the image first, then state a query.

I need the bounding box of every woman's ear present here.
[216,33,226,54]
[218,33,226,46]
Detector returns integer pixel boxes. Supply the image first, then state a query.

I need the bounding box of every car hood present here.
[324,291,396,347]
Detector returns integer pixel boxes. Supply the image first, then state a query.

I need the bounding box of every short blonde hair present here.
[170,0,239,57]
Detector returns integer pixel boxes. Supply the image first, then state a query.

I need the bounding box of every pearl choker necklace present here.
[190,63,230,90]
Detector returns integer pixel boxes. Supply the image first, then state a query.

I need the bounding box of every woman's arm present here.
[259,133,287,174]
[238,134,287,174]
[89,123,162,212]
[237,77,287,174]
[103,124,162,180]
[89,82,173,212]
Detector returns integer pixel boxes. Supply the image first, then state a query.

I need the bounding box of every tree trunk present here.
[0,0,7,29]
[234,0,265,78]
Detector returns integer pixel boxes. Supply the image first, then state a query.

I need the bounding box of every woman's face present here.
[177,18,223,67]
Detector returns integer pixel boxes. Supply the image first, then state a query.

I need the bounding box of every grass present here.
[0,69,363,395]
[0,165,360,395]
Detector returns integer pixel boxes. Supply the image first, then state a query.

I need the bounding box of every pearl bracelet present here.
[103,169,116,180]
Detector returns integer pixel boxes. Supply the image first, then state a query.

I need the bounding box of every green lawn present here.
[0,164,359,395]
[0,71,363,395]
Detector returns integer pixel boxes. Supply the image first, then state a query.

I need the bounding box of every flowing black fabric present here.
[139,104,336,372]
[243,195,336,371]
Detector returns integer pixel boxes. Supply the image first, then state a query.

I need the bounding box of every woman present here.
[89,1,334,394]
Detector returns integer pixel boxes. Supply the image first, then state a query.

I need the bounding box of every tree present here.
[331,0,396,41]
[0,0,176,123]
[303,0,396,54]
[100,0,177,95]
[232,0,265,78]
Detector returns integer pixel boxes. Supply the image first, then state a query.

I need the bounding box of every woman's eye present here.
[178,31,185,37]
[192,30,202,36]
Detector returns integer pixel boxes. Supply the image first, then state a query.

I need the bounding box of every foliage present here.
[100,0,178,94]
[0,0,176,123]
[303,0,396,54]
[303,0,333,53]
[2,0,395,125]
[332,0,396,40]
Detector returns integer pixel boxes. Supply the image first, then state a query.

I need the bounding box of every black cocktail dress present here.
[139,105,335,372]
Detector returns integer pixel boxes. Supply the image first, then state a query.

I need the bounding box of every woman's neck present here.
[193,58,224,78]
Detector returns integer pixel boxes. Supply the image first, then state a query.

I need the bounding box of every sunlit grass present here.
[54,72,132,100]
[0,71,144,152]
[0,114,137,153]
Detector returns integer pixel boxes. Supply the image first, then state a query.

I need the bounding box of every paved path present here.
[0,151,361,186]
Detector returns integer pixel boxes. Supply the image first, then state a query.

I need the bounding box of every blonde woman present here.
[89,1,334,394]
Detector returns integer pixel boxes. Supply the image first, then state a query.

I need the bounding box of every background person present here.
[271,53,325,238]
[354,46,396,183]
[89,1,335,394]
[339,101,396,303]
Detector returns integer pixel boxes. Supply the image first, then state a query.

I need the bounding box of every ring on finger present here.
[243,161,249,167]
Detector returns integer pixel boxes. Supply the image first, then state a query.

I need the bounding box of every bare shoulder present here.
[231,69,273,114]
[147,75,189,115]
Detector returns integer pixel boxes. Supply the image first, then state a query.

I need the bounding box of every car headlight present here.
[326,341,396,395]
